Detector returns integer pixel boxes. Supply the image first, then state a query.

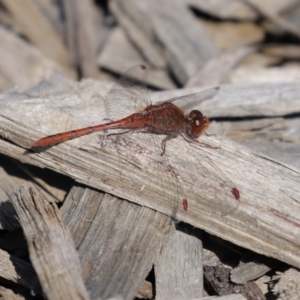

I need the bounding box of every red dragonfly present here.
[33,65,240,213]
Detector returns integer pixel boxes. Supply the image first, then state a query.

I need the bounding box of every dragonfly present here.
[32,65,240,215]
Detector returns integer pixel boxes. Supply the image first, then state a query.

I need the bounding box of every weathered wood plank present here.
[185,46,257,87]
[0,25,73,90]
[202,235,272,297]
[0,153,67,230]
[202,296,247,300]
[0,286,28,300]
[0,249,38,292]
[136,280,153,299]
[109,0,166,69]
[155,228,203,299]
[210,118,287,142]
[204,265,266,299]
[1,0,71,70]
[236,52,281,70]
[62,0,98,77]
[60,185,173,300]
[230,258,280,284]
[230,65,300,84]
[152,82,300,118]
[98,27,176,90]
[0,80,300,270]
[0,156,44,230]
[271,268,300,298]
[242,0,300,39]
[241,141,300,170]
[110,0,219,84]
[262,44,300,59]
[202,20,264,51]
[186,0,298,21]
[9,185,89,300]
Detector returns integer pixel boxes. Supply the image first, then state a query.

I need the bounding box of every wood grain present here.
[2,0,71,69]
[1,80,300,271]
[155,228,204,299]
[0,249,38,291]
[61,185,173,299]
[98,27,176,90]
[9,184,89,300]
[110,0,219,84]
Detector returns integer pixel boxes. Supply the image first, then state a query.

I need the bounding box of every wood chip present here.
[231,258,280,285]
[9,184,89,300]
[0,155,58,230]
[2,0,71,70]
[202,20,264,51]
[185,46,257,87]
[186,0,298,21]
[152,82,300,118]
[0,25,74,90]
[63,0,99,77]
[204,265,265,299]
[110,0,219,84]
[0,249,38,292]
[1,1,300,298]
[61,185,173,299]
[262,44,300,59]
[271,268,300,298]
[98,27,176,90]
[0,80,300,270]
[0,286,28,300]
[155,227,203,299]
[229,65,300,84]
[243,0,300,39]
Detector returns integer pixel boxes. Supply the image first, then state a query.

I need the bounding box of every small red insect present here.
[32,65,240,218]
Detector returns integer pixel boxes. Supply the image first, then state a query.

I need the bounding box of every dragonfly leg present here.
[102,118,114,123]
[182,133,220,150]
[205,132,216,137]
[196,141,221,150]
[161,134,177,156]
[106,129,138,137]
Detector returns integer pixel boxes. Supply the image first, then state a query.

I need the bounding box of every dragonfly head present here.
[186,110,210,138]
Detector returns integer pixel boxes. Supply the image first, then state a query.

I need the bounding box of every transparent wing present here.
[104,65,152,121]
[102,65,188,221]
[162,87,219,114]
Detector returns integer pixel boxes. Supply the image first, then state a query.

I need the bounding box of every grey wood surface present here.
[0,248,38,292]
[61,185,174,300]
[63,0,96,77]
[186,0,298,20]
[230,259,278,285]
[201,20,264,52]
[0,286,28,300]
[1,0,71,70]
[0,25,72,90]
[241,141,300,170]
[271,268,300,298]
[110,0,219,84]
[109,0,166,69]
[202,295,247,300]
[185,46,257,87]
[1,79,300,272]
[98,27,176,90]
[1,0,300,298]
[152,82,300,118]
[155,228,203,300]
[9,184,89,300]
[0,155,60,230]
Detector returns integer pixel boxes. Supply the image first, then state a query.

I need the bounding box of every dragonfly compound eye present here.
[188,110,210,138]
